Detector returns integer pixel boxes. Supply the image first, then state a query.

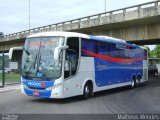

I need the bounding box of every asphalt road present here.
[0,76,160,114]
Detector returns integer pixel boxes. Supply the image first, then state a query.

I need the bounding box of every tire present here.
[82,83,90,99]
[153,72,156,76]
[155,71,158,76]
[136,75,141,87]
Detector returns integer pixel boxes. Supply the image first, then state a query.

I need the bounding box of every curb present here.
[0,85,20,93]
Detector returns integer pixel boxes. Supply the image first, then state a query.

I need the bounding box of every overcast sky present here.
[0,0,156,49]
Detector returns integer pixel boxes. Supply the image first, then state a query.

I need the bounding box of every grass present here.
[0,73,20,81]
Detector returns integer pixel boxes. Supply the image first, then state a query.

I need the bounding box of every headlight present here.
[22,84,27,88]
[46,83,62,91]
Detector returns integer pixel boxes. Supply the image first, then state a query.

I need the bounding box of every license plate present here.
[33,91,40,96]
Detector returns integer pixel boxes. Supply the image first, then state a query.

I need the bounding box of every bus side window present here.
[128,47,135,59]
[81,39,97,56]
[144,49,147,60]
[119,49,126,58]
[110,44,119,58]
[97,42,109,56]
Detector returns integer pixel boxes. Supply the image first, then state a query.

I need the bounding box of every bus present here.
[9,31,148,99]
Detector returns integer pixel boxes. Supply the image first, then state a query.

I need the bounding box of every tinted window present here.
[81,39,97,56]
[128,47,135,59]
[82,39,146,60]
[144,49,147,60]
[110,44,120,58]
[97,42,110,56]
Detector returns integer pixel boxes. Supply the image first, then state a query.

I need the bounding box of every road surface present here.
[0,76,160,114]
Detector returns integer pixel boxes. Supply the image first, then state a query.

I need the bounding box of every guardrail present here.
[1,0,160,41]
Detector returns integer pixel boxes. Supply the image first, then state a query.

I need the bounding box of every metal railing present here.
[1,0,160,42]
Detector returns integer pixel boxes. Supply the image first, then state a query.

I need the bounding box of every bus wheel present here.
[137,75,141,87]
[155,71,158,76]
[82,83,90,99]
[131,76,136,88]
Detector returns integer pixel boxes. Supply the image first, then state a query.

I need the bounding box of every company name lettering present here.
[28,82,42,86]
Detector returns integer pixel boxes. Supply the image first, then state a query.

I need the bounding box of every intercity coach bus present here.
[9,32,148,99]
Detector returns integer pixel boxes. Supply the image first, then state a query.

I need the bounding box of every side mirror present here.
[9,47,23,60]
[54,46,68,61]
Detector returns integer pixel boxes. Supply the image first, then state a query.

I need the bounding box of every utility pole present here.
[29,0,31,32]
[2,52,5,87]
[105,0,106,13]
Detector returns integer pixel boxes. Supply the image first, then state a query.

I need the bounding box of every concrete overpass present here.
[0,0,160,51]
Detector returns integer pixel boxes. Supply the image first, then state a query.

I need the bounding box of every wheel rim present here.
[85,85,89,95]
[131,79,135,87]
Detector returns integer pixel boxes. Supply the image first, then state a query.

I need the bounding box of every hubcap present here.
[131,80,135,87]
[85,86,89,95]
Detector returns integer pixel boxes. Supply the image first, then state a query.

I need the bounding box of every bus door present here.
[64,37,79,78]
[63,37,80,96]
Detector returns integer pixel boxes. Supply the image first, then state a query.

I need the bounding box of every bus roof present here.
[27,31,90,39]
[95,35,126,43]
[28,31,141,48]
[89,35,140,48]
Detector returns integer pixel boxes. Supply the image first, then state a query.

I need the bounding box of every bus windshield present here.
[22,36,65,80]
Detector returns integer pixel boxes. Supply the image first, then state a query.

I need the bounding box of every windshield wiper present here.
[23,48,30,56]
[36,38,43,73]
[25,54,37,77]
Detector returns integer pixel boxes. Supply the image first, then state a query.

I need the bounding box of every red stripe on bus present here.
[82,49,145,63]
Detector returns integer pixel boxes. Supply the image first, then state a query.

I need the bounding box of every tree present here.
[148,45,160,58]
[154,45,160,58]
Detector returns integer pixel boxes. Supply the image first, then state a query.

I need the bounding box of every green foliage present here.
[149,45,160,58]
[154,45,160,58]
[0,73,20,81]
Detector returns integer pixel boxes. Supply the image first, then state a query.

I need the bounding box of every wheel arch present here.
[81,78,94,95]
[131,73,136,81]
[137,73,142,80]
